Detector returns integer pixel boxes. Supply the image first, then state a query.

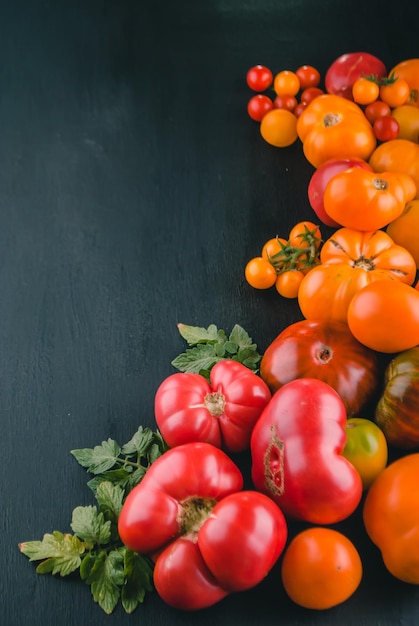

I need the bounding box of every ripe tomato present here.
[386,199,419,266]
[364,100,391,124]
[342,418,388,490]
[352,77,380,105]
[391,105,419,143]
[296,94,376,168]
[273,94,297,112]
[295,65,321,89]
[308,157,372,227]
[325,51,387,100]
[261,236,288,262]
[389,58,419,107]
[260,108,298,147]
[281,527,363,609]
[273,70,300,96]
[245,256,277,289]
[247,94,273,121]
[369,139,419,199]
[380,77,410,108]
[323,168,412,230]
[246,64,273,91]
[347,280,419,353]
[300,87,324,105]
[275,270,304,298]
[260,319,379,416]
[373,115,400,142]
[288,220,321,249]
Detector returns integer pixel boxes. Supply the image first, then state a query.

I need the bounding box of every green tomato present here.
[343,418,388,490]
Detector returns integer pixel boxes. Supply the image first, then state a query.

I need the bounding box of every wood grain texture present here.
[2,1,419,624]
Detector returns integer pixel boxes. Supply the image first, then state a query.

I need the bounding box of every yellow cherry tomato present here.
[260,109,298,147]
[342,418,388,490]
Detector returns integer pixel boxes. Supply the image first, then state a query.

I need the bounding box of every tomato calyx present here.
[263,425,285,496]
[178,495,218,537]
[204,391,225,416]
[268,226,321,274]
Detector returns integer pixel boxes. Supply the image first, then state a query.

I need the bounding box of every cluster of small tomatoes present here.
[245,52,419,355]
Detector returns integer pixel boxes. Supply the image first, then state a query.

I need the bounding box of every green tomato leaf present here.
[121,549,154,614]
[121,426,155,456]
[83,549,125,615]
[96,481,124,521]
[171,342,219,374]
[18,531,87,576]
[71,439,121,474]
[176,322,221,345]
[70,506,111,545]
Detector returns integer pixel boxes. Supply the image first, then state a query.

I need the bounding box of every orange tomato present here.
[391,105,419,144]
[380,78,410,108]
[352,77,380,105]
[388,59,419,108]
[363,453,419,583]
[369,138,419,199]
[288,220,321,249]
[387,199,419,266]
[298,228,417,323]
[281,527,363,610]
[323,167,415,230]
[275,270,304,298]
[347,280,419,353]
[273,70,300,96]
[260,108,298,147]
[245,257,277,289]
[296,94,376,168]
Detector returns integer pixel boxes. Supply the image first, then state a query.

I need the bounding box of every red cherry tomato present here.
[300,87,324,105]
[247,94,274,121]
[373,115,400,141]
[246,65,273,91]
[273,94,298,112]
[295,65,321,89]
[364,100,391,124]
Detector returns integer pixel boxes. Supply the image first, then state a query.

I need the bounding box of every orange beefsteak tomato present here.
[369,139,419,199]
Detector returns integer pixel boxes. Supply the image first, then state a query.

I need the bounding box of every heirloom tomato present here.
[347,280,419,353]
[297,228,417,323]
[323,168,414,231]
[363,453,419,584]
[388,58,419,108]
[375,347,419,449]
[296,94,376,168]
[391,105,419,143]
[281,527,363,610]
[386,199,419,266]
[154,360,271,453]
[118,442,288,610]
[308,157,373,227]
[250,378,363,524]
[260,319,379,416]
[369,139,419,199]
[342,418,388,490]
[325,52,387,100]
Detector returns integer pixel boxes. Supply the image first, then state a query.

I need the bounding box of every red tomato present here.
[295,65,321,89]
[118,442,288,610]
[325,51,387,100]
[300,87,325,105]
[260,319,379,416]
[250,378,363,524]
[373,115,400,142]
[273,94,298,112]
[364,100,391,124]
[154,360,271,453]
[246,65,273,91]
[247,94,273,121]
[308,157,373,227]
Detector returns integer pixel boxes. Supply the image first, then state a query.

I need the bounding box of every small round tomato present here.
[373,115,400,141]
[261,237,288,262]
[273,94,297,112]
[380,77,411,108]
[246,65,273,91]
[275,270,304,298]
[281,527,363,610]
[293,101,308,117]
[347,280,419,353]
[273,70,300,96]
[288,220,321,249]
[364,100,391,124]
[387,199,419,266]
[247,94,273,121]
[352,77,380,105]
[389,59,419,107]
[245,256,277,289]
[260,108,298,147]
[391,105,419,143]
[300,87,324,105]
[342,418,388,490]
[295,65,321,89]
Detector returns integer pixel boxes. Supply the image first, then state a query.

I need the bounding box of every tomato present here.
[260,108,298,147]
[118,442,288,610]
[293,101,308,117]
[352,77,380,105]
[308,157,373,227]
[375,347,419,449]
[300,87,324,105]
[373,115,400,142]
[274,270,304,298]
[296,94,376,168]
[273,94,297,112]
[298,228,417,323]
[363,453,419,584]
[391,105,419,143]
[325,51,387,100]
[281,527,363,610]
[245,256,277,289]
[251,378,363,524]
[387,199,419,266]
[288,220,321,249]
[260,319,379,416]
[369,138,419,199]
[246,64,273,91]
[261,236,288,262]
[364,100,391,124]
[342,418,388,490]
[273,70,300,96]
[389,59,419,108]
[347,280,419,353]
[154,360,271,453]
[380,77,410,108]
[295,65,321,89]
[247,94,273,121]
[324,167,413,230]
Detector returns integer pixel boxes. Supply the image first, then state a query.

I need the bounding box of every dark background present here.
[2,1,419,624]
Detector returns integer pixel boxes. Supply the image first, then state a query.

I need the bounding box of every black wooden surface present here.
[2,1,419,624]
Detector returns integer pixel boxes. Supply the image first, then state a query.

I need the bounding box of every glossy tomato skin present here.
[250,378,363,524]
[154,360,271,453]
[308,157,372,227]
[260,319,379,416]
[389,59,419,108]
[375,347,419,449]
[325,52,387,100]
[342,418,388,489]
[369,139,419,199]
[387,199,419,266]
[118,442,288,610]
